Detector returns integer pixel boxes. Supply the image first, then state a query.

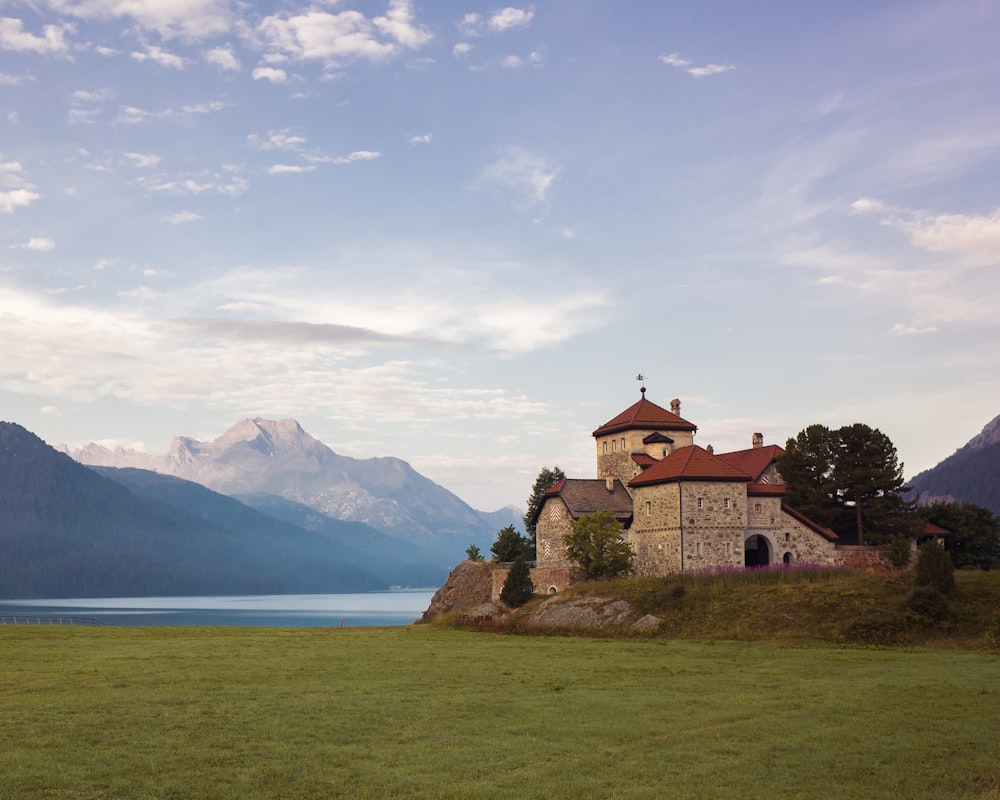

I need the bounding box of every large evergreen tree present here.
[777,423,914,545]
[490,524,532,562]
[499,557,534,607]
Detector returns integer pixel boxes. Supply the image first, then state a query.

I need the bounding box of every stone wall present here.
[833,545,897,571]
[534,497,575,568]
[491,564,582,600]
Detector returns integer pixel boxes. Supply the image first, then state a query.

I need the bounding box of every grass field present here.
[2,625,999,799]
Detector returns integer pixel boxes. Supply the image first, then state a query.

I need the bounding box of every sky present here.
[2,0,999,512]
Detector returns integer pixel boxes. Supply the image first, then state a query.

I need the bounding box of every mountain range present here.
[66,418,519,550]
[909,413,1000,515]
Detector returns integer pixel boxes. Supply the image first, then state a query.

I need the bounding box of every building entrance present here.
[744,534,771,567]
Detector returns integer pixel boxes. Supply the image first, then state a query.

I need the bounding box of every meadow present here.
[2,624,998,799]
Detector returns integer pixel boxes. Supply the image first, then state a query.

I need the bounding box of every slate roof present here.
[716,444,784,483]
[592,393,697,437]
[544,478,634,524]
[628,445,751,487]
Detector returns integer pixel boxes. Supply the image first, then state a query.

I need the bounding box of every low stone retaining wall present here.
[492,564,582,600]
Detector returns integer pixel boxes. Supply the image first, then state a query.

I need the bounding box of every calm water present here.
[0,590,437,627]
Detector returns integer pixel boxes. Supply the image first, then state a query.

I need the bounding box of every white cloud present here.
[47,0,232,40]
[138,171,249,196]
[131,44,186,68]
[452,42,472,57]
[457,13,482,36]
[0,161,40,213]
[332,150,380,164]
[488,8,534,32]
[252,66,289,83]
[893,209,1000,259]
[500,54,523,69]
[23,237,56,251]
[248,129,306,151]
[0,72,31,85]
[851,197,886,214]
[409,133,431,144]
[659,52,735,78]
[114,105,172,124]
[480,147,557,209]
[0,17,72,54]
[267,164,317,175]
[204,46,240,71]
[168,210,203,224]
[891,322,938,336]
[72,87,116,103]
[258,2,430,67]
[182,101,226,114]
[124,152,161,168]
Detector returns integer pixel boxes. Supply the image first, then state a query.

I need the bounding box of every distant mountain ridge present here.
[0,422,383,598]
[68,417,519,558]
[910,413,1000,515]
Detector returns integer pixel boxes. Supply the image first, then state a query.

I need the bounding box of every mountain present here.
[68,418,508,558]
[910,414,1000,515]
[0,421,382,598]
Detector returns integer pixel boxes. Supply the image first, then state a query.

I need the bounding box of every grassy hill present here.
[426,563,1000,649]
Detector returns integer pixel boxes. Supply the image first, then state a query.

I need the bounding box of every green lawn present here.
[1,625,998,799]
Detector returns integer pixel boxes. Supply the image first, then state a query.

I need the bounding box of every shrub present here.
[915,540,955,594]
[905,585,950,621]
[842,610,913,645]
[500,558,534,607]
[884,535,913,568]
[465,545,484,562]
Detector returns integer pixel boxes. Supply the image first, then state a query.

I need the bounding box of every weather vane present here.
[636,372,645,394]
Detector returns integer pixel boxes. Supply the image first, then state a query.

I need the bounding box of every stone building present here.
[530,389,842,593]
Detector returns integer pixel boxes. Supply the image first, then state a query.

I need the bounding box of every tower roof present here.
[592,391,697,437]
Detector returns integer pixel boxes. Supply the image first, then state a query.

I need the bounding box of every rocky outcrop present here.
[420,560,494,622]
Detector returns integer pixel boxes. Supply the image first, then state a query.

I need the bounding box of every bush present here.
[905,585,950,621]
[915,540,955,594]
[500,558,534,607]
[884,535,913,568]
[562,510,634,580]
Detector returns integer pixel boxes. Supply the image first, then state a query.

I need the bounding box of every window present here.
[621,437,626,451]
[662,448,668,457]
[724,498,730,509]
[645,501,651,516]
[726,542,732,556]
[696,497,703,510]
[612,439,616,452]
[785,531,790,542]
[754,502,761,513]
[695,541,702,556]
[603,441,608,454]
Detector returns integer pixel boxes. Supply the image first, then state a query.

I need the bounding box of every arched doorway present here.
[744,534,771,567]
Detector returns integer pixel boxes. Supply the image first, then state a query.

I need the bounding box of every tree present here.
[915,539,955,594]
[918,501,1000,570]
[465,544,484,562]
[499,557,534,607]
[562,509,634,580]
[524,465,566,555]
[490,524,532,563]
[777,423,914,545]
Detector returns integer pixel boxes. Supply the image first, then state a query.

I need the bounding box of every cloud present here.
[457,13,482,36]
[658,52,735,78]
[47,0,232,40]
[0,72,32,85]
[114,105,172,124]
[452,42,472,57]
[0,161,40,213]
[332,150,380,164]
[182,101,227,114]
[890,322,938,336]
[248,130,306,151]
[893,209,1000,259]
[22,237,56,251]
[252,66,289,83]
[138,171,249,196]
[488,7,534,32]
[258,1,430,67]
[409,133,432,144]
[168,210,203,224]
[851,197,886,214]
[124,152,161,168]
[500,54,523,69]
[130,44,186,68]
[480,147,557,209]
[204,46,240,71]
[267,164,317,175]
[0,17,72,54]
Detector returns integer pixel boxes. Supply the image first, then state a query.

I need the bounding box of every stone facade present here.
[529,391,845,589]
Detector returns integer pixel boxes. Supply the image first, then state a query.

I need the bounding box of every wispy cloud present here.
[458,7,534,36]
[267,164,317,175]
[204,46,240,71]
[0,18,72,55]
[124,152,161,168]
[252,66,289,84]
[409,133,432,144]
[658,52,735,78]
[168,211,203,224]
[130,45,186,69]
[0,161,40,213]
[47,0,232,40]
[15,237,56,251]
[480,147,557,210]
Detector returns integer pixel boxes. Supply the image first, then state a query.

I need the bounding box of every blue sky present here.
[2,0,998,511]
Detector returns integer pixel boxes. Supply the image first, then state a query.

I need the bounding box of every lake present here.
[0,590,437,627]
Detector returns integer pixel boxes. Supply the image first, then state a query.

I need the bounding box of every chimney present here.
[670,398,681,416]
[706,444,714,455]
[605,477,615,492]
[752,432,763,449]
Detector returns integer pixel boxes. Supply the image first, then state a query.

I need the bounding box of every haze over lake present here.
[0,591,436,628]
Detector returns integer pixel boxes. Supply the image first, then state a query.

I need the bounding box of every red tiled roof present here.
[629,445,751,487]
[748,483,786,496]
[717,444,784,483]
[922,521,951,537]
[593,394,697,437]
[781,503,839,542]
[632,453,658,469]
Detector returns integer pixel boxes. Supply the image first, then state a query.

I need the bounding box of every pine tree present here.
[500,557,534,607]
